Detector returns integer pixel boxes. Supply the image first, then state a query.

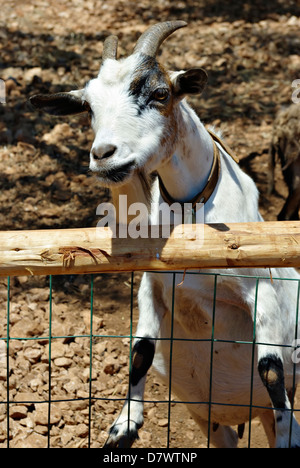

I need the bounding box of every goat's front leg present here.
[251,280,300,448]
[104,273,164,448]
[257,351,300,448]
[103,338,155,448]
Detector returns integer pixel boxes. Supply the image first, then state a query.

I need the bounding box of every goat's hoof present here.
[103,422,140,448]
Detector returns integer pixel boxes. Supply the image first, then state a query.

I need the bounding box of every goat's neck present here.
[157,102,214,203]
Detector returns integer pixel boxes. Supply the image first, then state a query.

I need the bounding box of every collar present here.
[158,130,238,209]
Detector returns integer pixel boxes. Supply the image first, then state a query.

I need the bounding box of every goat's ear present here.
[171,68,208,97]
[29,91,87,116]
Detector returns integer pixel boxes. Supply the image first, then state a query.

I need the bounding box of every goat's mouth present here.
[95,160,136,185]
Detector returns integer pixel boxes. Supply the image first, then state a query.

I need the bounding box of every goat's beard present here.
[109,168,154,225]
[136,168,154,206]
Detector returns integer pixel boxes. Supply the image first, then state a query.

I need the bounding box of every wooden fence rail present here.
[0,221,300,277]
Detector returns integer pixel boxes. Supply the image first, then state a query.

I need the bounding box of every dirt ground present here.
[1,0,300,449]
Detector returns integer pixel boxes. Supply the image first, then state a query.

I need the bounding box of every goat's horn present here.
[102,35,118,61]
[133,21,187,57]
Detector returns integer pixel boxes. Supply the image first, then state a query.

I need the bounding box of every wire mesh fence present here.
[0,268,299,448]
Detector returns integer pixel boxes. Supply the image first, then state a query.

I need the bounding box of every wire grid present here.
[1,270,300,448]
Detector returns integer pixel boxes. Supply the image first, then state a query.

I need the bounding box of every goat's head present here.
[30,22,207,187]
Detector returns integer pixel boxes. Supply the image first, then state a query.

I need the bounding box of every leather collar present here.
[158,130,238,208]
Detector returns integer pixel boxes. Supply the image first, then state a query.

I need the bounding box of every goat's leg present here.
[244,278,300,447]
[255,328,300,447]
[277,190,300,220]
[277,174,300,221]
[259,409,276,448]
[103,338,155,448]
[103,273,164,448]
[188,409,239,448]
[257,352,300,448]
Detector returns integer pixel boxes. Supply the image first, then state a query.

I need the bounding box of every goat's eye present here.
[152,88,169,102]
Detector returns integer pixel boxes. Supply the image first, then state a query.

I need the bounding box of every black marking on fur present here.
[258,354,286,409]
[109,425,120,436]
[129,56,169,114]
[131,338,155,387]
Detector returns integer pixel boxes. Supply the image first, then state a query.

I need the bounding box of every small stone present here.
[23,347,42,364]
[29,377,44,391]
[63,377,83,394]
[33,404,62,426]
[14,392,43,407]
[103,357,120,375]
[61,427,73,445]
[75,423,89,438]
[157,418,169,427]
[54,357,72,368]
[50,342,66,359]
[13,433,47,448]
[34,424,48,435]
[23,67,43,83]
[10,405,28,420]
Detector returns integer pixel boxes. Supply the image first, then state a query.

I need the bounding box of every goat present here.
[268,103,300,220]
[30,21,300,448]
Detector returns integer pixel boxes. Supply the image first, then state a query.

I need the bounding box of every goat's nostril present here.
[92,144,117,160]
[92,151,100,161]
[103,145,117,159]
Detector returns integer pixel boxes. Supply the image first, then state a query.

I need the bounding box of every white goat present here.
[30,22,300,448]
